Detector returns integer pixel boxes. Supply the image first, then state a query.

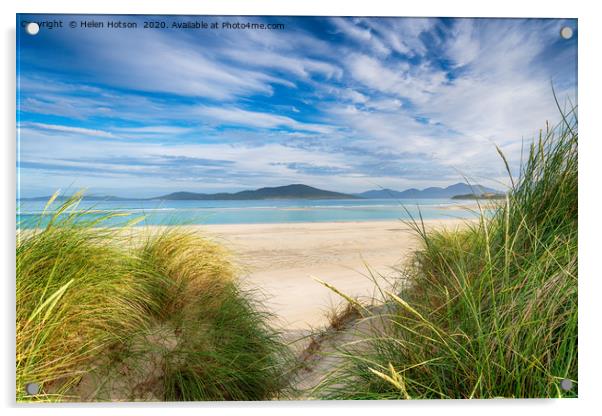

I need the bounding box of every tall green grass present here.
[137,231,292,401]
[317,109,578,399]
[16,195,291,402]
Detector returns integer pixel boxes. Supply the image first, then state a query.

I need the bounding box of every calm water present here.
[17,198,479,229]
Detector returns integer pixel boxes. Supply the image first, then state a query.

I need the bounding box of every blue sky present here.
[17,15,577,198]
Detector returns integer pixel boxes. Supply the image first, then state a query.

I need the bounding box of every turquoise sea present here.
[17,198,480,229]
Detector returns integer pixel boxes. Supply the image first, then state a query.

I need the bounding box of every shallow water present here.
[16,198,480,229]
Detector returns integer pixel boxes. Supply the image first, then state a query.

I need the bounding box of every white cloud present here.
[362,17,435,57]
[365,98,403,111]
[112,126,192,136]
[346,53,447,104]
[61,29,290,100]
[224,49,343,80]
[341,88,369,104]
[23,122,114,138]
[445,19,480,67]
[195,106,335,134]
[330,17,390,57]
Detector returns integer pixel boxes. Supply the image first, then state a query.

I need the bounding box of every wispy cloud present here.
[195,106,335,134]
[17,15,577,197]
[23,122,115,138]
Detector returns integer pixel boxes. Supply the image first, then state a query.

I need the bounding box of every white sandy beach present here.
[193,219,469,331]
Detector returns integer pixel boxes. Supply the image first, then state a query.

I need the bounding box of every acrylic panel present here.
[16,14,578,402]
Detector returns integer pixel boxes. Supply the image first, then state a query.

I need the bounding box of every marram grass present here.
[16,195,292,402]
[16,193,153,401]
[137,230,293,401]
[316,109,578,399]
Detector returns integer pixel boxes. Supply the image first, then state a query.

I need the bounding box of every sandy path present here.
[193,219,468,332]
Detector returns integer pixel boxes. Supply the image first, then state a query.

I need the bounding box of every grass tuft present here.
[16,197,292,402]
[317,107,578,399]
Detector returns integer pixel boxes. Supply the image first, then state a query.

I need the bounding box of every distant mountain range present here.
[154,184,359,200]
[20,183,502,201]
[355,183,500,199]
